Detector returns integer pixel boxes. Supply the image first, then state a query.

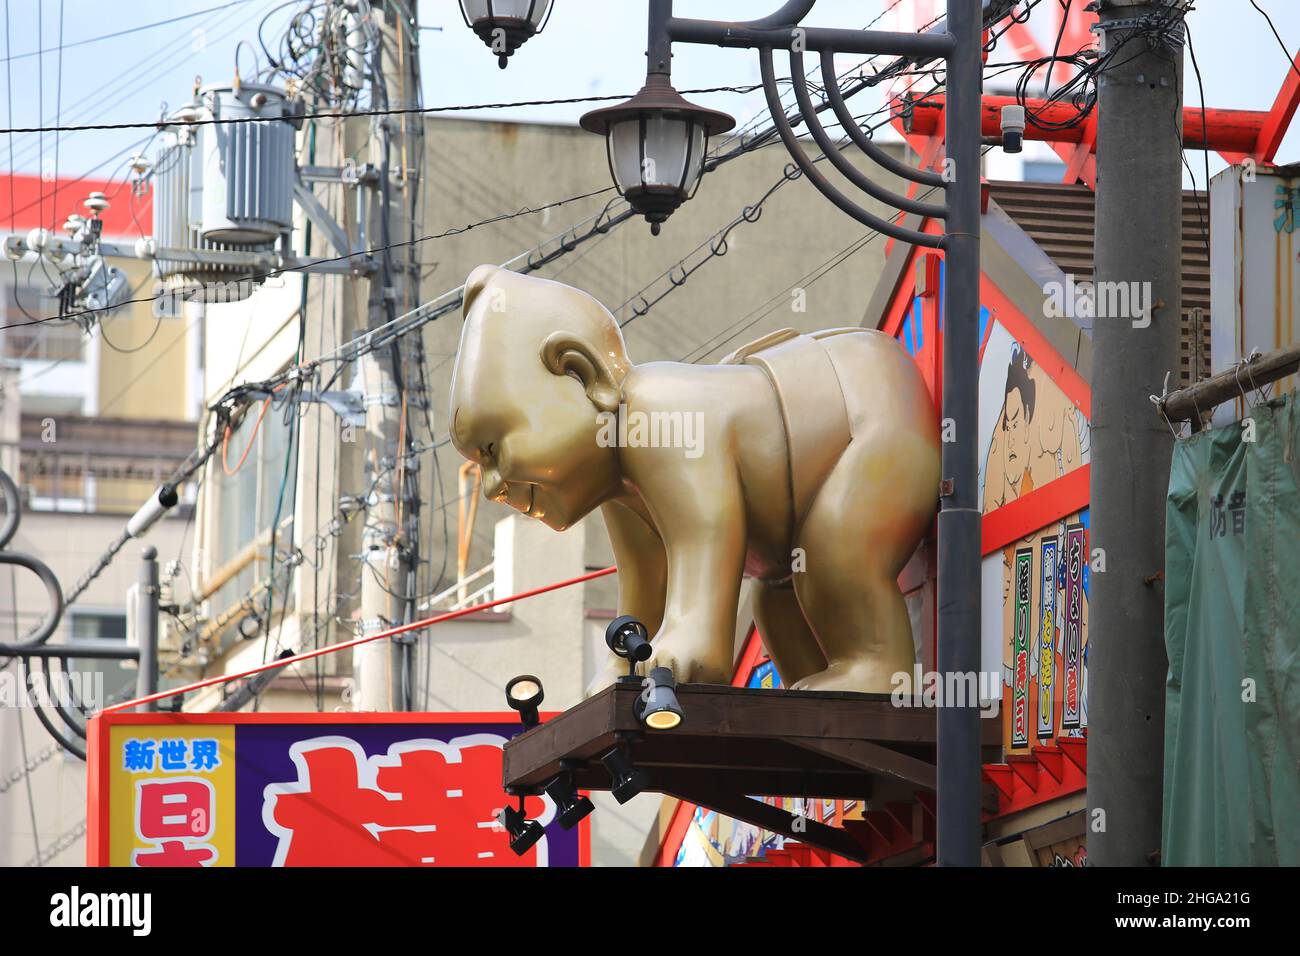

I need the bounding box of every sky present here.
[0,0,1295,197]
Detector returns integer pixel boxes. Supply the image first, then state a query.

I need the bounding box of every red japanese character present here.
[263,735,552,867]
[133,778,217,867]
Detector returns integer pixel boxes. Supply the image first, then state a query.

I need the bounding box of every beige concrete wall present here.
[94,258,194,421]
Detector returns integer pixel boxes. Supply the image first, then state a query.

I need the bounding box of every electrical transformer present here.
[151,83,298,303]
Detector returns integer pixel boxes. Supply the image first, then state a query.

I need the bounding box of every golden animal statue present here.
[448,265,940,696]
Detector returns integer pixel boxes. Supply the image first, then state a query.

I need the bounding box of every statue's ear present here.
[540,331,623,413]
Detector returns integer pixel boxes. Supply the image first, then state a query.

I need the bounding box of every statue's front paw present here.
[584,662,626,699]
[644,633,731,685]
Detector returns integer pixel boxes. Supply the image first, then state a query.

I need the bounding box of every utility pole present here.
[356,0,422,712]
[1087,0,1184,865]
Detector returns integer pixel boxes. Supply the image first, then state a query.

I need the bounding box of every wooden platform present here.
[502,682,1001,863]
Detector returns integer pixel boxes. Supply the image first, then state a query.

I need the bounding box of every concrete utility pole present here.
[1088,0,1184,865]
[356,0,422,712]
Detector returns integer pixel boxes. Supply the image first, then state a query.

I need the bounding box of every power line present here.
[0,1,256,64]
[1249,0,1300,80]
[0,84,776,135]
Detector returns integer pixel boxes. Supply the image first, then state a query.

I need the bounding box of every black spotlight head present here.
[605,615,652,668]
[544,772,595,830]
[601,746,648,805]
[497,802,545,856]
[505,674,544,730]
[637,666,685,731]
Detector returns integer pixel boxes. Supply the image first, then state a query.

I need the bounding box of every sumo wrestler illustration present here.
[448,265,940,695]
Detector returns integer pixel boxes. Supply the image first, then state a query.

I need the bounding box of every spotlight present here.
[636,666,684,730]
[497,798,545,856]
[543,769,594,830]
[505,674,544,730]
[601,746,647,805]
[605,615,651,677]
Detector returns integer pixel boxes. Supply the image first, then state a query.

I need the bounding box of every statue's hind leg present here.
[788,444,925,694]
[753,579,827,688]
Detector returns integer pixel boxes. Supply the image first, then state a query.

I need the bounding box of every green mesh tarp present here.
[1163,393,1300,866]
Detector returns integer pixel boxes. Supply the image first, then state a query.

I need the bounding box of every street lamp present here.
[508,0,992,866]
[591,0,986,867]
[580,76,734,235]
[458,0,554,69]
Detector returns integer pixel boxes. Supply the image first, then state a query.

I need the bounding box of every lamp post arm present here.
[669,19,953,58]
[788,49,947,220]
[819,50,949,188]
[758,47,943,249]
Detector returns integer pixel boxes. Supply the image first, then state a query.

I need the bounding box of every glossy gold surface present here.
[449,265,940,695]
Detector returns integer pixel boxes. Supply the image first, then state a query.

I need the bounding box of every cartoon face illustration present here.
[1001,355,1035,490]
[983,344,1084,513]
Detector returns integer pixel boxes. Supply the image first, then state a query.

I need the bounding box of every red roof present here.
[0,171,152,240]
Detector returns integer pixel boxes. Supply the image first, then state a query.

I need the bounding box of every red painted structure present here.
[0,171,150,238]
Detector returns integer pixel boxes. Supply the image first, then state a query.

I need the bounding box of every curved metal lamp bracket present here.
[788,49,947,220]
[758,46,943,249]
[0,470,64,652]
[818,50,949,188]
[0,467,125,759]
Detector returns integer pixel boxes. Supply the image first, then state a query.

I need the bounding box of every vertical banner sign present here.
[87,713,589,867]
[1012,547,1033,749]
[1037,538,1058,740]
[1062,524,1084,729]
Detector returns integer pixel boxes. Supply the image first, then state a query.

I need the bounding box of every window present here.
[210,398,298,643]
[70,611,127,642]
[67,611,134,710]
[0,278,84,362]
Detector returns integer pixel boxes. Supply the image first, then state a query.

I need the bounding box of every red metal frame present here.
[88,710,591,868]
[892,0,1299,188]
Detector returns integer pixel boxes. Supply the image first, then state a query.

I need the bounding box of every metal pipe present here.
[647,0,673,77]
[788,49,947,219]
[0,469,18,549]
[136,546,160,712]
[668,19,955,58]
[818,49,948,188]
[29,655,88,739]
[758,48,944,249]
[15,642,141,660]
[20,659,86,760]
[0,550,64,651]
[935,0,983,867]
[736,0,816,30]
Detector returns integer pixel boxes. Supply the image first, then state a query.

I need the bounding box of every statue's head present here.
[448,265,631,531]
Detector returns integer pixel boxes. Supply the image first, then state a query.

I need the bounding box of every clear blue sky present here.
[0,0,1293,191]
